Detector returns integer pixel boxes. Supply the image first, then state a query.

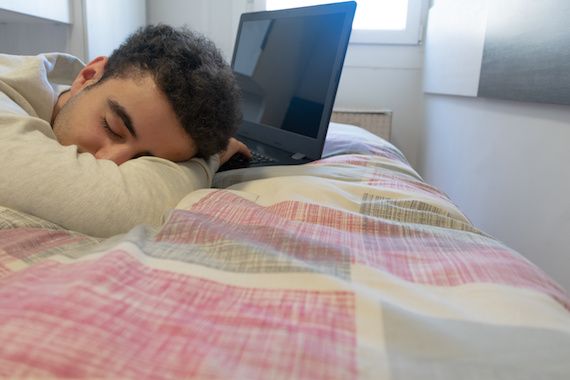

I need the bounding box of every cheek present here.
[53,100,102,150]
[52,110,74,146]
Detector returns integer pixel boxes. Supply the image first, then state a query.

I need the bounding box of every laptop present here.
[218,1,356,171]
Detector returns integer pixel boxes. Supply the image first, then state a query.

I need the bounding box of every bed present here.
[1,122,569,379]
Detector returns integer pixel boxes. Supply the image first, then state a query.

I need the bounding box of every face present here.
[52,73,197,165]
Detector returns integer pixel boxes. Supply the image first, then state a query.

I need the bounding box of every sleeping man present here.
[0,25,250,237]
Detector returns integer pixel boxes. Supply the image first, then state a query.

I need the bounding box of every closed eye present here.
[100,117,122,140]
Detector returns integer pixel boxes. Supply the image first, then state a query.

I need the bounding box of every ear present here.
[68,56,109,96]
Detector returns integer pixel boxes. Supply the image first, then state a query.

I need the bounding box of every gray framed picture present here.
[478,0,570,105]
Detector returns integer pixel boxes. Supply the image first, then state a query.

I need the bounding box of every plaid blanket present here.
[1,123,569,379]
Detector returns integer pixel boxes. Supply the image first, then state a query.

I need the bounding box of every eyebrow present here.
[107,99,136,138]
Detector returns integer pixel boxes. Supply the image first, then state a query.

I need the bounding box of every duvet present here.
[1,123,569,379]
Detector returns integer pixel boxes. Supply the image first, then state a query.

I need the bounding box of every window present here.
[260,0,426,45]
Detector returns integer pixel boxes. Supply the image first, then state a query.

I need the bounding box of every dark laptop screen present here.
[233,11,346,139]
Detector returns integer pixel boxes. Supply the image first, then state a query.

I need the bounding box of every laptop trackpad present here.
[291,153,305,160]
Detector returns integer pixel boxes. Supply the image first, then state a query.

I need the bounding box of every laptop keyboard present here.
[250,150,277,165]
[218,150,277,172]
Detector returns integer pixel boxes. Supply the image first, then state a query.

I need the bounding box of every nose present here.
[94,145,135,165]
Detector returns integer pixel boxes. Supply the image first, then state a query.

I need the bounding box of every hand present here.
[219,137,252,165]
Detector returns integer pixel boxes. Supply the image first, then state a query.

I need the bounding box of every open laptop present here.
[218,1,356,171]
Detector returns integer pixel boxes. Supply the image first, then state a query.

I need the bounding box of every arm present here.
[0,113,219,237]
[219,137,252,163]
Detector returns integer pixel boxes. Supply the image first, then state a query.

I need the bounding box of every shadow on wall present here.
[0,23,70,56]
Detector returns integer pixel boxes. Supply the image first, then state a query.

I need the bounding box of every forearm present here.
[0,118,219,237]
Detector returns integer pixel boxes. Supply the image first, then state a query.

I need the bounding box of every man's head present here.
[52,25,241,165]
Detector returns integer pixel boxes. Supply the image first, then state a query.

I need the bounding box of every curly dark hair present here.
[98,24,241,159]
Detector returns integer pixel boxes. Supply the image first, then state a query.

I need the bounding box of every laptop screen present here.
[234,12,346,139]
[231,2,355,159]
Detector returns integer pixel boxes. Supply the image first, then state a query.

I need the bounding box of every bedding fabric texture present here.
[1,122,569,379]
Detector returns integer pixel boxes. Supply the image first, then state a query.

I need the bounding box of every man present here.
[0,25,249,237]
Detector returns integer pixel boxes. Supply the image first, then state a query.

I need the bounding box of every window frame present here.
[250,0,429,45]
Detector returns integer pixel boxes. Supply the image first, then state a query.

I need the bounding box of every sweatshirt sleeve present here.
[0,113,220,237]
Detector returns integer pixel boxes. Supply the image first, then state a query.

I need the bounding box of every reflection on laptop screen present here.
[233,12,345,139]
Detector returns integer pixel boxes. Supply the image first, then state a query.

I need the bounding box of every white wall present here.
[0,0,72,57]
[84,0,146,60]
[337,44,424,168]
[0,0,70,23]
[147,0,248,62]
[0,22,71,56]
[0,0,146,62]
[421,0,570,291]
[146,0,425,169]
